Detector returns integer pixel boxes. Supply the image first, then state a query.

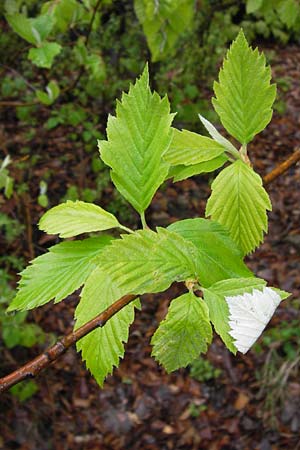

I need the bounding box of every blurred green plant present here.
[189,357,222,382]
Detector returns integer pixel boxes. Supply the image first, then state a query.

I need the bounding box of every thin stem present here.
[140,211,148,229]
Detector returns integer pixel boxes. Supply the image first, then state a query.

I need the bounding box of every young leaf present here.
[98,65,174,214]
[212,30,276,144]
[168,218,252,287]
[75,267,140,387]
[198,114,238,155]
[39,200,122,238]
[168,154,227,183]
[151,291,212,372]
[28,42,62,69]
[5,13,55,46]
[203,277,267,353]
[206,160,272,255]
[164,129,226,166]
[8,236,112,312]
[98,228,199,295]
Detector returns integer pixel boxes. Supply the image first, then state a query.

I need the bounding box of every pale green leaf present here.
[5,13,55,45]
[168,218,252,288]
[36,80,60,105]
[168,154,227,182]
[151,291,212,372]
[198,115,238,154]
[75,267,140,386]
[164,128,226,166]
[98,228,199,295]
[212,30,276,144]
[246,0,263,14]
[28,42,62,69]
[203,277,266,353]
[8,236,112,312]
[39,200,122,238]
[98,65,174,213]
[206,160,272,255]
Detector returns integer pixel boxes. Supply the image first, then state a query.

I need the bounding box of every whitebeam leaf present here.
[75,267,140,387]
[8,236,112,311]
[203,277,267,353]
[225,287,282,353]
[168,154,227,183]
[212,30,276,144]
[98,228,199,295]
[151,291,212,372]
[164,128,226,166]
[206,160,272,255]
[98,65,174,214]
[198,114,238,154]
[39,200,122,238]
[168,219,252,288]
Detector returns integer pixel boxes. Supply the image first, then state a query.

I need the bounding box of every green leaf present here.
[164,128,226,166]
[134,0,194,61]
[39,200,122,238]
[246,0,263,14]
[36,80,60,106]
[168,154,227,183]
[206,160,272,255]
[212,30,276,144]
[168,218,252,288]
[277,0,299,28]
[203,277,266,353]
[151,291,212,372]
[75,267,140,386]
[5,13,37,45]
[98,228,199,295]
[28,42,62,69]
[8,236,112,312]
[5,13,55,45]
[98,65,174,214]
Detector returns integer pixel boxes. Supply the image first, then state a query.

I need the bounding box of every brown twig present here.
[263,148,300,185]
[1,149,299,394]
[0,294,137,393]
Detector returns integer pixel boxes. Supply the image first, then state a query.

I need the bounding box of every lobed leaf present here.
[98,65,174,214]
[212,30,276,144]
[28,42,62,69]
[206,160,272,255]
[8,236,112,311]
[98,228,199,295]
[151,291,212,372]
[168,218,252,287]
[39,200,121,238]
[75,267,140,386]
[168,154,227,183]
[164,128,226,166]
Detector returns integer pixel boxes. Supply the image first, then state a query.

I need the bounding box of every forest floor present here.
[0,44,300,450]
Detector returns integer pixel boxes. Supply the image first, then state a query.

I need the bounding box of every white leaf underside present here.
[225,287,281,353]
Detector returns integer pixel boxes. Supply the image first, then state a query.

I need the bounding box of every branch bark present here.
[1,149,299,394]
[263,148,300,185]
[0,294,137,393]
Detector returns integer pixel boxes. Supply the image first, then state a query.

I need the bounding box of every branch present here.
[263,148,300,185]
[0,293,137,393]
[1,149,299,394]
